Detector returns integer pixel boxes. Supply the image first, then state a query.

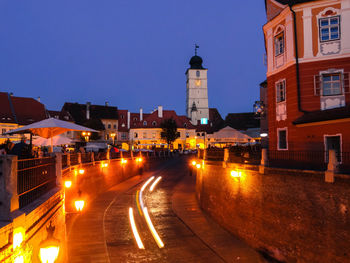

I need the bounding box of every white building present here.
[186,52,209,125]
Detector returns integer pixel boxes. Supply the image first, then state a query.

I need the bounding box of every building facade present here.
[263,0,350,156]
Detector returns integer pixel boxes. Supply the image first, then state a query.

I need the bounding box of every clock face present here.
[195,80,201,87]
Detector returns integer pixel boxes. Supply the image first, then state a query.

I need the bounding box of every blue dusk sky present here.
[0,0,266,118]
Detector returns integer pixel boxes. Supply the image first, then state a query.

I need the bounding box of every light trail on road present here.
[143,207,164,248]
[149,176,162,192]
[129,207,145,249]
[139,176,155,212]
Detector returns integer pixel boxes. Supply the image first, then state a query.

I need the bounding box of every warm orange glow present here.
[192,160,196,166]
[129,207,145,249]
[74,170,78,176]
[121,158,128,164]
[231,170,242,178]
[196,163,201,169]
[101,162,108,168]
[39,246,60,263]
[64,180,72,188]
[78,169,85,175]
[82,132,86,136]
[137,157,143,162]
[14,256,24,263]
[75,200,85,212]
[13,227,25,249]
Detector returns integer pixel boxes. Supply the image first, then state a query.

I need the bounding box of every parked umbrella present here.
[33,134,73,147]
[5,118,97,152]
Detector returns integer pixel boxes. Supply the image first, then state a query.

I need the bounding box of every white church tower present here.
[186,46,209,125]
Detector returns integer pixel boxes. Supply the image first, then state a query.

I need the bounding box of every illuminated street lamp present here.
[64,180,72,188]
[110,133,116,145]
[74,190,85,213]
[39,222,60,263]
[82,132,91,142]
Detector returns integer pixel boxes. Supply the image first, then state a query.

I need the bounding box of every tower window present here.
[274,32,284,56]
[196,71,200,77]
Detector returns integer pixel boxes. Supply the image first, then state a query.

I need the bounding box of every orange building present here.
[263,0,350,167]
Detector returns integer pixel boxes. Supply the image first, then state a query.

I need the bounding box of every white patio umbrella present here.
[33,134,73,146]
[5,118,97,152]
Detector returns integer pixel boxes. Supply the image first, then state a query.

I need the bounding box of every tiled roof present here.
[0,92,47,125]
[117,109,129,132]
[293,106,350,125]
[131,110,195,130]
[62,102,118,124]
[48,110,74,122]
[225,112,260,130]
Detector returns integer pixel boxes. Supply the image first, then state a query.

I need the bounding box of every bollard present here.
[259,148,268,174]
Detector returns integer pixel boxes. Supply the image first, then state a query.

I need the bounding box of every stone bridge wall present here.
[196,161,350,262]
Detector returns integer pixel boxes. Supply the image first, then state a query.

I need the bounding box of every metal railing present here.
[81,152,92,163]
[70,153,79,166]
[94,152,107,161]
[268,150,327,171]
[206,148,224,161]
[17,157,56,209]
[62,154,68,169]
[110,151,121,159]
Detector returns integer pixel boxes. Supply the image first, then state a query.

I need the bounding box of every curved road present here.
[67,157,267,263]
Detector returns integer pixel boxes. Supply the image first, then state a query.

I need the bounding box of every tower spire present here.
[195,44,199,56]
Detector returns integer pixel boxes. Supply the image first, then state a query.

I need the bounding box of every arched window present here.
[196,71,200,77]
[274,25,285,56]
[143,121,147,126]
[133,117,137,121]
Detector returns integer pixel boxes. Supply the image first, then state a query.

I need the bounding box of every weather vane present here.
[195,44,199,56]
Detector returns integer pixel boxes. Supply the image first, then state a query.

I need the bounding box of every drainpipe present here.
[289,3,308,114]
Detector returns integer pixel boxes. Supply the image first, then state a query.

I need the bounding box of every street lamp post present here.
[82,132,91,142]
[110,133,116,145]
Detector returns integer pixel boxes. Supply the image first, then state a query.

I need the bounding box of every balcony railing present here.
[17,157,56,209]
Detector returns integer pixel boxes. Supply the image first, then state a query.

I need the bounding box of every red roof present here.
[0,92,47,125]
[131,110,195,129]
[117,109,129,132]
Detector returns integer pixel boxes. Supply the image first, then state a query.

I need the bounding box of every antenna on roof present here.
[195,44,199,56]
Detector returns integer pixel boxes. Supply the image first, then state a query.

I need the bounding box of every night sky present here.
[0,0,266,118]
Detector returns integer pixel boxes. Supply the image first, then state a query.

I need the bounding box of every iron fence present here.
[70,153,79,166]
[110,151,121,159]
[206,148,224,161]
[17,157,56,209]
[62,154,68,169]
[81,152,92,163]
[228,148,261,165]
[268,150,327,171]
[94,152,107,161]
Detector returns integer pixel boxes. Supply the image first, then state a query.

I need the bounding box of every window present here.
[274,32,284,56]
[143,132,147,138]
[134,132,138,138]
[319,16,340,42]
[201,118,208,124]
[113,124,116,129]
[196,71,200,77]
[143,121,147,126]
[152,132,156,138]
[186,132,189,138]
[1,128,6,134]
[152,121,157,126]
[121,133,127,140]
[108,124,111,129]
[276,80,286,103]
[278,129,287,150]
[121,115,124,119]
[322,73,342,96]
[184,123,187,128]
[122,123,125,127]
[133,117,137,121]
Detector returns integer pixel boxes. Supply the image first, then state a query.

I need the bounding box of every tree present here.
[161,118,180,148]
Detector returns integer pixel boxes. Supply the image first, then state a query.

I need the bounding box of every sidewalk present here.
[172,175,266,263]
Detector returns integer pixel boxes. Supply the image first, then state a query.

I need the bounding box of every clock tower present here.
[186,47,209,125]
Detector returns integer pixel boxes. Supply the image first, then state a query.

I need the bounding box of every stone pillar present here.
[259,148,268,174]
[54,153,63,188]
[0,155,19,221]
[325,149,337,183]
[130,150,134,160]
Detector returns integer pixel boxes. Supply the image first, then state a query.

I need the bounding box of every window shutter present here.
[314,75,321,96]
[344,72,350,94]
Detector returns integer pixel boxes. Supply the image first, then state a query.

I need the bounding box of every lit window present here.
[322,73,342,96]
[201,118,208,124]
[278,129,287,150]
[274,32,284,56]
[319,16,340,42]
[276,80,286,103]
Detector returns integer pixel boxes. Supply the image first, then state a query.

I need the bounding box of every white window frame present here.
[320,69,344,97]
[274,30,284,57]
[277,127,288,151]
[275,79,286,103]
[319,15,340,43]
